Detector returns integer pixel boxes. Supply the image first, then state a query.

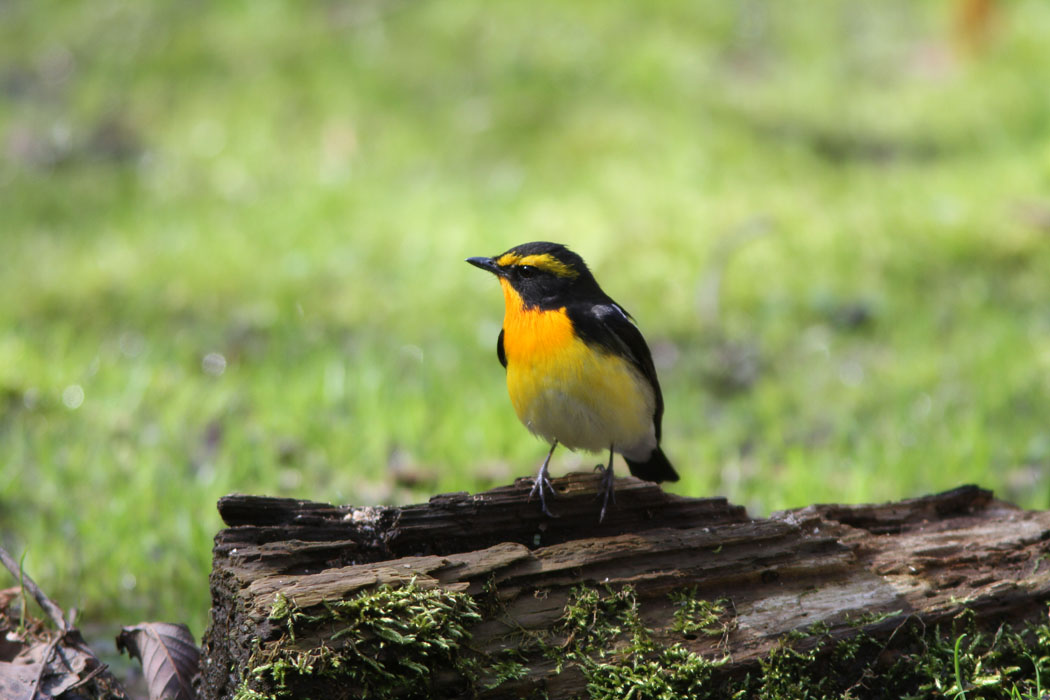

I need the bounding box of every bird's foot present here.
[528,466,559,518]
[594,462,616,522]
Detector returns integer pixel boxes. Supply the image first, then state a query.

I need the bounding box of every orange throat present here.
[498,278,575,365]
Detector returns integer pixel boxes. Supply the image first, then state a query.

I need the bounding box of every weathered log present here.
[200,475,1050,699]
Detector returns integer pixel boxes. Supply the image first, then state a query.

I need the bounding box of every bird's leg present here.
[528,440,559,517]
[596,445,616,522]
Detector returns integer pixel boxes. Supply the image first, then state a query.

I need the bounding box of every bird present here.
[467,241,678,520]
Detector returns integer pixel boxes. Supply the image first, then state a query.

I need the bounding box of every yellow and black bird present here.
[467,241,678,520]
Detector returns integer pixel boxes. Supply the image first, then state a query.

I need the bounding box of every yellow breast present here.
[499,279,656,455]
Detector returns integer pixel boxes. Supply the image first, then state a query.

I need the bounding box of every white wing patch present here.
[593,303,636,327]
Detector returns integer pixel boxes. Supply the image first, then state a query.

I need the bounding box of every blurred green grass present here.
[3,0,1050,638]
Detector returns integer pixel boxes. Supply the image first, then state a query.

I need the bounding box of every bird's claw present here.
[528,464,559,518]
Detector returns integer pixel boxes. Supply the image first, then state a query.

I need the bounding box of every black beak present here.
[466,256,502,276]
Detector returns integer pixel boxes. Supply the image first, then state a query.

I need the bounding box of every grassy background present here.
[2,0,1050,641]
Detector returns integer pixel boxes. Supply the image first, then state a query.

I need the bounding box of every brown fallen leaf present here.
[0,640,93,700]
[0,660,40,700]
[1,546,125,700]
[116,623,199,700]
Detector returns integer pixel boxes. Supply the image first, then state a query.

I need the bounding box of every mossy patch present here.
[750,608,1050,700]
[669,588,735,642]
[230,579,1050,699]
[552,584,729,700]
[234,582,482,700]
[542,586,1050,700]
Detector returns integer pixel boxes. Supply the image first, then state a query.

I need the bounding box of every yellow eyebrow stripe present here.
[495,252,579,279]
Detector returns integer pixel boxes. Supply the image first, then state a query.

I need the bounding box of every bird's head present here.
[467,241,597,309]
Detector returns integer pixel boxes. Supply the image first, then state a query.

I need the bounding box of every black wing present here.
[567,301,664,440]
[497,328,507,368]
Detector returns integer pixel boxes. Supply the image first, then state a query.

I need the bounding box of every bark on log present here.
[200,475,1050,699]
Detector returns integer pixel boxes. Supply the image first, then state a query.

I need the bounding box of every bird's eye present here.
[517,265,539,278]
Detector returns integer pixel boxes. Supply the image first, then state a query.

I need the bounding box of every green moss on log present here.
[234,581,482,699]
[229,578,1050,699]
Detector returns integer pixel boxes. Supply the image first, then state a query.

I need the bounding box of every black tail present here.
[624,446,679,483]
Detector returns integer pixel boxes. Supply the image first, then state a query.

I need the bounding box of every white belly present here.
[508,341,657,459]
